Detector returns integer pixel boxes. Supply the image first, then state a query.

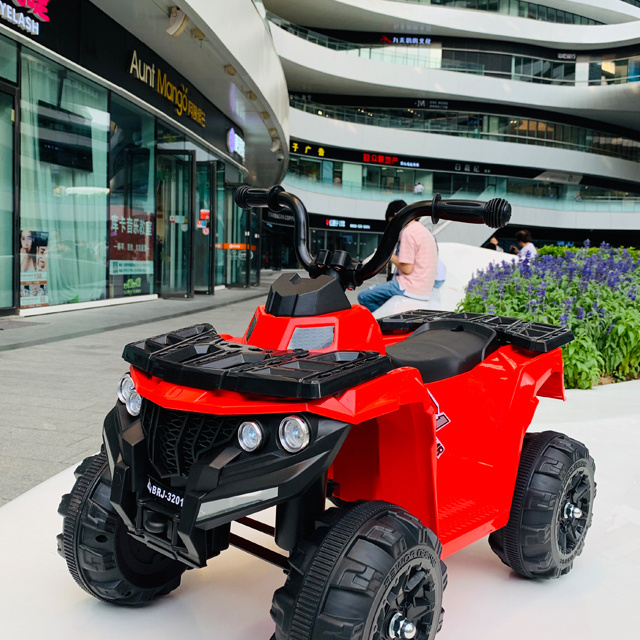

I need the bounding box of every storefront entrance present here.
[0,87,16,313]
[156,150,195,297]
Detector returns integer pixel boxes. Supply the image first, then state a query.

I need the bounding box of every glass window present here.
[0,34,18,84]
[215,164,226,284]
[0,92,13,308]
[20,50,109,308]
[108,95,155,298]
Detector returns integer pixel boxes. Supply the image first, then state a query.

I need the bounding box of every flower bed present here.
[459,242,640,389]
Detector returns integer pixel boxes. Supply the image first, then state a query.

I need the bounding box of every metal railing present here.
[269,13,578,85]
[283,174,640,212]
[291,100,640,163]
[387,0,600,25]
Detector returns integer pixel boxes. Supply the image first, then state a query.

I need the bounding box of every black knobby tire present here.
[57,452,185,605]
[489,431,596,579]
[271,500,447,640]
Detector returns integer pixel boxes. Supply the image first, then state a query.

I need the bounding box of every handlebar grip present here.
[433,197,511,229]
[235,185,284,210]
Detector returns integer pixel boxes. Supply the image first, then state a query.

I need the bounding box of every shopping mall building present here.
[2,0,640,314]
[264,0,640,267]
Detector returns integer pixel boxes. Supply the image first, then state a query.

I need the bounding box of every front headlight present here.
[118,373,142,416]
[117,373,135,404]
[278,415,310,453]
[238,421,264,452]
[126,391,142,417]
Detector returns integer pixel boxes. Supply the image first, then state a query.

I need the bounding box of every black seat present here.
[386,320,498,383]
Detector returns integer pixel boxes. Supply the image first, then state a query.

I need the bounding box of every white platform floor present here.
[0,379,638,639]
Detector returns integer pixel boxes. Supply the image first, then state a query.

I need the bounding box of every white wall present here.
[273,26,640,131]
[290,109,640,187]
[281,182,640,233]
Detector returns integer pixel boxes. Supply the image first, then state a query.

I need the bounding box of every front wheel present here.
[271,500,447,640]
[57,452,186,605]
[489,431,596,579]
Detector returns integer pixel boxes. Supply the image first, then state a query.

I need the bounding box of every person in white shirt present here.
[511,230,538,260]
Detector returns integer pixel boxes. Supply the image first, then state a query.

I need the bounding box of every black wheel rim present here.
[371,560,438,640]
[555,465,594,558]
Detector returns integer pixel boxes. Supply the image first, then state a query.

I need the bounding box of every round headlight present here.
[238,421,264,453]
[278,416,310,454]
[118,374,135,404]
[125,391,142,417]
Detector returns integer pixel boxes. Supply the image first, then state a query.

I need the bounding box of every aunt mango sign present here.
[129,49,206,128]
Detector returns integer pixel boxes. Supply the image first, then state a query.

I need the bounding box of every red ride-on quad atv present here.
[57,187,596,640]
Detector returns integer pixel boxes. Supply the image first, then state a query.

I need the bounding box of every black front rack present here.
[378,310,574,353]
[122,324,393,400]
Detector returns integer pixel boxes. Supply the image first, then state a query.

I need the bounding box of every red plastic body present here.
[131,304,566,559]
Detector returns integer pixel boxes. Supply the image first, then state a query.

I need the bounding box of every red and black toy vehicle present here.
[58,187,596,640]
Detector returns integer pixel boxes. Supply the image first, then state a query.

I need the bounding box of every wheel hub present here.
[388,612,417,639]
[563,502,583,520]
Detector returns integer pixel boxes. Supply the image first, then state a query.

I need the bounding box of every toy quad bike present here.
[58,186,596,640]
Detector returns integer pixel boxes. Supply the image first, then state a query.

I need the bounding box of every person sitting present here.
[358,201,437,312]
[510,230,538,260]
[485,236,504,252]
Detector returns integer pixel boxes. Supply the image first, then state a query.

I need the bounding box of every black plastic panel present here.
[378,310,573,353]
[122,324,393,400]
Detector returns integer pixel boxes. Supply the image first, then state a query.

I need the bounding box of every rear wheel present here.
[271,500,447,640]
[57,452,185,605]
[489,431,596,579]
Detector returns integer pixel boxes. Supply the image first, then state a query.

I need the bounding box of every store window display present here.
[20,50,109,307]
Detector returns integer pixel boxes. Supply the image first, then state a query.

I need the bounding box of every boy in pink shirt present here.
[358,200,438,312]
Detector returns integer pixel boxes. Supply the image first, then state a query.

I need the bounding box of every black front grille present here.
[140,400,239,478]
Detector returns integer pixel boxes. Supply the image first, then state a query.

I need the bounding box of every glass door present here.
[156,151,195,297]
[194,161,216,294]
[225,189,248,287]
[0,89,15,312]
[249,208,260,286]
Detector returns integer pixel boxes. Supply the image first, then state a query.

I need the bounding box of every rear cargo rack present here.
[122,324,393,400]
[378,310,573,353]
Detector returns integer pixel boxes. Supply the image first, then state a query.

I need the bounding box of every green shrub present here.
[459,243,640,389]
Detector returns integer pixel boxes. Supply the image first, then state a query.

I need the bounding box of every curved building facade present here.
[263,0,640,266]
[0,0,288,315]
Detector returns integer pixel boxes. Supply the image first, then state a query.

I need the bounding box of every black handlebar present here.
[235,186,511,289]
[235,185,284,210]
[431,194,511,228]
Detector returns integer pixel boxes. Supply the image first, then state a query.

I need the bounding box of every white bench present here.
[372,287,443,319]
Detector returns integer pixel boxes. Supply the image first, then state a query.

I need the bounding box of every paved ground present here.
[0,273,277,506]
[0,271,367,506]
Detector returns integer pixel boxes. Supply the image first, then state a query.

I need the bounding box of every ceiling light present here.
[191,27,206,42]
[167,6,189,38]
[224,64,237,76]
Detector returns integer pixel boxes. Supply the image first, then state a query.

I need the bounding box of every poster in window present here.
[109,206,154,297]
[20,230,49,308]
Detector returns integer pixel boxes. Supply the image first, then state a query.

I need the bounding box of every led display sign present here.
[227,128,246,160]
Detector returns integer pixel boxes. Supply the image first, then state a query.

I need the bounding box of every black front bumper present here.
[103,402,350,567]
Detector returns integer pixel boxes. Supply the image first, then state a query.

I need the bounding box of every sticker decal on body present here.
[428,390,451,458]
